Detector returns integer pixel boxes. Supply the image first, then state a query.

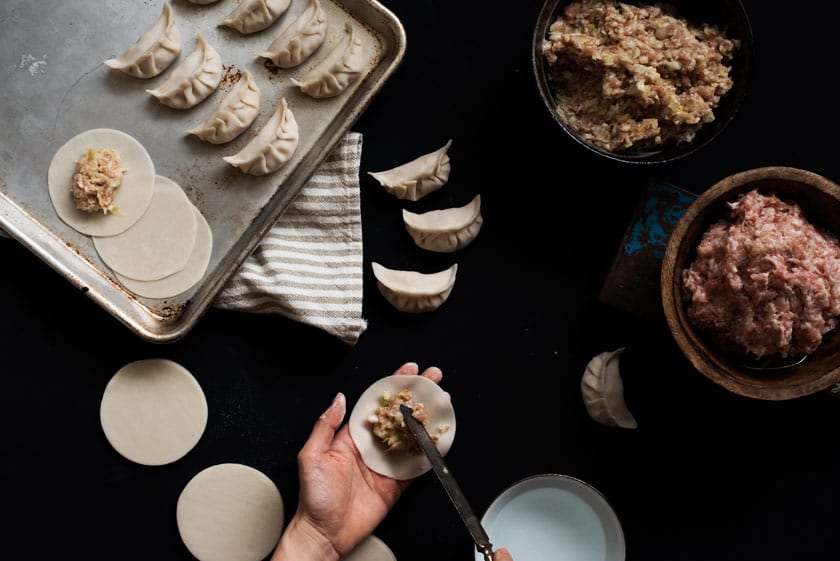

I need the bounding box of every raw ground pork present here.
[682,189,840,359]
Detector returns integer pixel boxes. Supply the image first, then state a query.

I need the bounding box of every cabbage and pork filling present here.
[541,0,738,152]
[72,147,126,214]
[368,389,449,452]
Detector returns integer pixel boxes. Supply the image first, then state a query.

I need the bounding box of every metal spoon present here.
[739,353,809,371]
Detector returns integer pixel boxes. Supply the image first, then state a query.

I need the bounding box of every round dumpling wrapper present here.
[348,374,456,480]
[177,463,285,561]
[99,358,208,466]
[115,204,212,298]
[48,128,155,237]
[340,535,397,561]
[93,175,197,281]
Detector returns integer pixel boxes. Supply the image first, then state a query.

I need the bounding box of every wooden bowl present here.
[661,166,840,400]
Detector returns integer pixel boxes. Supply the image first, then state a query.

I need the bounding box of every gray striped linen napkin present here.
[0,132,368,345]
[213,131,367,345]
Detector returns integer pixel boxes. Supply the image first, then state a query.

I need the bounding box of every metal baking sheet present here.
[0,0,405,342]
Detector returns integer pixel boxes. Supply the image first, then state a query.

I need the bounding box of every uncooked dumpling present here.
[256,0,328,69]
[147,33,222,109]
[372,262,458,313]
[368,139,452,201]
[47,128,156,237]
[188,69,261,144]
[219,0,291,34]
[105,2,181,78]
[403,194,483,253]
[291,21,366,98]
[581,347,638,429]
[223,97,299,176]
[187,0,221,4]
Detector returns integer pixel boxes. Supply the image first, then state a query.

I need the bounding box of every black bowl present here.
[532,0,755,165]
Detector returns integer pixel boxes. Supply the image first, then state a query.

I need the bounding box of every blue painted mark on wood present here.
[624,183,696,259]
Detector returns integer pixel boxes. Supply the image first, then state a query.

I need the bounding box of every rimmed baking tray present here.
[0,0,405,342]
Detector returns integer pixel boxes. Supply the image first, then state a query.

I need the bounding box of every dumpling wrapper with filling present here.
[402,194,483,253]
[48,128,156,237]
[372,262,458,313]
[368,139,452,201]
[93,175,198,281]
[115,205,213,298]
[348,374,456,480]
[104,2,181,79]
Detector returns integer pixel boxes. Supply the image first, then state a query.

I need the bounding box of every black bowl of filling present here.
[532,0,754,164]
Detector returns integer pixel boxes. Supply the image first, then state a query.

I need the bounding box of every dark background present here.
[2,1,838,560]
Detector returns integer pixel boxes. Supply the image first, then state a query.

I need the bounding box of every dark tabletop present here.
[3,1,839,560]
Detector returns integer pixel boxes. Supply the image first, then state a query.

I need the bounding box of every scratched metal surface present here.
[0,0,405,342]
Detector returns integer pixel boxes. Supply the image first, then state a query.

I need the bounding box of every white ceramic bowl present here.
[476,474,625,561]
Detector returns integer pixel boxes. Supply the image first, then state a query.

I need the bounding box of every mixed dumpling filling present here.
[541,0,738,152]
[72,147,126,214]
[368,389,449,452]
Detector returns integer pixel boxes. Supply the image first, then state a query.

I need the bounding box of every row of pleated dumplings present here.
[367,140,485,313]
[104,0,366,176]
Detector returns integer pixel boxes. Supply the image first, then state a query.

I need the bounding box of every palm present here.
[299,426,408,554]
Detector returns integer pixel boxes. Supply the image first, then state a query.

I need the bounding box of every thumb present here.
[493,548,513,561]
[300,393,346,458]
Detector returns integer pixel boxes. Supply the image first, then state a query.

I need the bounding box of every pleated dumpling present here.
[368,139,452,201]
[147,33,222,109]
[104,2,181,78]
[403,195,483,253]
[223,97,299,176]
[256,0,328,69]
[581,347,638,429]
[372,262,458,313]
[187,70,261,144]
[187,0,221,4]
[291,21,366,99]
[220,0,291,34]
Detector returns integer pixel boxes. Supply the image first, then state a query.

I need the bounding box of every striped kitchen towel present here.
[213,132,368,345]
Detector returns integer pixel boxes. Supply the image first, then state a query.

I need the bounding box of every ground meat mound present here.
[682,190,840,359]
[541,0,738,152]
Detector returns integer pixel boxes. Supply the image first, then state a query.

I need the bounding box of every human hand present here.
[271,362,444,561]
[493,547,514,561]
